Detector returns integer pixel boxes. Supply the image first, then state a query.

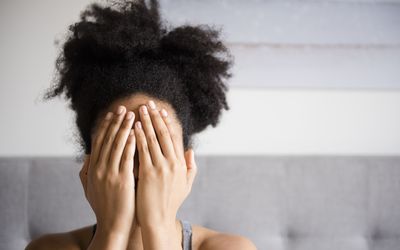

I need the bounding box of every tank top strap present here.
[180,219,193,250]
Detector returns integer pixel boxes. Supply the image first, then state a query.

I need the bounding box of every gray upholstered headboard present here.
[1,155,399,250]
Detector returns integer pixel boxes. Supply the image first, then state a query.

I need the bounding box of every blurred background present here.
[0,0,399,156]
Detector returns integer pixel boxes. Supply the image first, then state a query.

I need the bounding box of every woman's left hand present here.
[134,100,197,230]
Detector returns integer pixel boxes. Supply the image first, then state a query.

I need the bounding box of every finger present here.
[79,155,90,198]
[139,104,164,165]
[91,111,114,168]
[98,105,127,173]
[120,129,136,174]
[79,154,90,176]
[109,111,135,169]
[146,100,176,159]
[159,108,185,162]
[186,149,197,191]
[134,121,153,174]
[79,166,86,191]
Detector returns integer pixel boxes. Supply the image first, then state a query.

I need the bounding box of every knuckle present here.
[149,109,157,117]
[105,175,115,185]
[121,119,132,129]
[168,167,177,176]
[147,134,158,145]
[120,157,129,165]
[172,162,180,170]
[169,158,180,168]
[159,128,169,138]
[139,143,148,153]
[164,116,173,126]
[113,137,124,149]
[155,167,166,177]
[170,163,180,173]
[126,140,135,151]
[139,165,149,175]
[121,152,131,163]
[170,132,178,142]
[104,134,114,145]
[144,169,156,180]
[127,134,135,144]
[163,114,170,122]
[92,170,103,181]
[101,119,110,129]
[161,164,172,175]
[111,116,120,126]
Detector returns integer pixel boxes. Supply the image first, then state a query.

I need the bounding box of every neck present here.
[126,219,182,250]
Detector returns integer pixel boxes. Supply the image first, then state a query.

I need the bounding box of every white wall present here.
[0,0,399,156]
[195,88,400,155]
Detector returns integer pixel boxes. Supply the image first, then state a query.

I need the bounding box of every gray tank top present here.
[180,219,193,250]
[91,219,193,250]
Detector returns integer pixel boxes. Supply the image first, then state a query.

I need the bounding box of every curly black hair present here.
[42,0,234,159]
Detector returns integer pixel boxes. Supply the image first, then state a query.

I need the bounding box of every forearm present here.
[141,222,182,250]
[87,228,129,250]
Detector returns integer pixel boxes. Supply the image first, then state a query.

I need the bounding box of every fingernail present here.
[161,108,168,117]
[126,111,134,120]
[105,112,113,120]
[136,121,142,129]
[141,105,148,115]
[117,105,125,114]
[148,100,156,109]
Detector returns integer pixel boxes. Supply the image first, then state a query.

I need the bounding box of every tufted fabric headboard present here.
[0,155,399,250]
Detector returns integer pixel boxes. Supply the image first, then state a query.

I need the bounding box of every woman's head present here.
[42,0,233,159]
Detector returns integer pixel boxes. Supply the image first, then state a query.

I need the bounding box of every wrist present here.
[89,227,130,250]
[142,221,176,234]
[96,225,130,240]
[140,214,176,230]
[141,220,181,249]
[97,221,132,234]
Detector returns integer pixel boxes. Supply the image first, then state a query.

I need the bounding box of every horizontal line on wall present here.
[217,0,400,5]
[228,85,400,91]
[226,42,400,50]
[163,0,400,5]
[290,0,400,4]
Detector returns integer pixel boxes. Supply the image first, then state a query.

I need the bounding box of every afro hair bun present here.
[43,0,234,155]
[160,24,233,133]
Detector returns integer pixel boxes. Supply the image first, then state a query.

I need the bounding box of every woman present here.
[26,0,256,249]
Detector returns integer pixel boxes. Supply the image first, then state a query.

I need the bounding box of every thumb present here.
[186,149,197,189]
[79,154,90,199]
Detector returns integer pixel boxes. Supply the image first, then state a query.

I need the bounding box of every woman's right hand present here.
[80,105,136,237]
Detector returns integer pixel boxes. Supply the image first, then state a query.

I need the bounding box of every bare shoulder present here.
[25,224,94,250]
[192,224,257,250]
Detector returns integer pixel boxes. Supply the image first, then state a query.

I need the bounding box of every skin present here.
[25,93,257,250]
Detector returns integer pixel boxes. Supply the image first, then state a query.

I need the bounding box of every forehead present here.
[95,92,182,133]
